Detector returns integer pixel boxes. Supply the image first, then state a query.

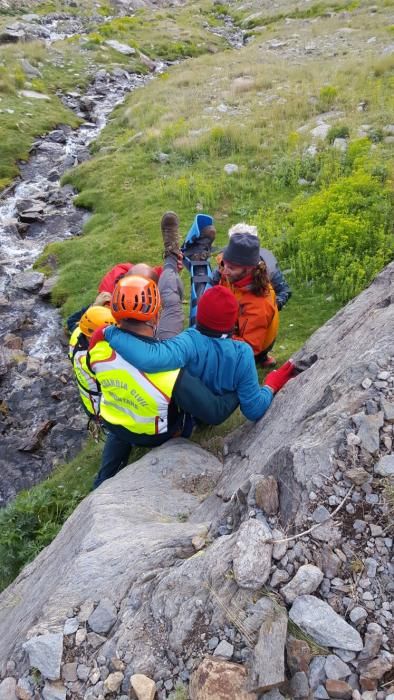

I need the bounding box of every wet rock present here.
[39,275,59,298]
[289,596,363,650]
[18,420,55,452]
[189,657,256,699]
[280,564,324,603]
[233,518,272,589]
[0,28,25,43]
[11,271,44,292]
[23,632,63,680]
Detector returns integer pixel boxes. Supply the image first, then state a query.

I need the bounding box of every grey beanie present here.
[223,232,260,267]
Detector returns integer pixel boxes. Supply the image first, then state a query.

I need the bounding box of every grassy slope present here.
[0,0,393,589]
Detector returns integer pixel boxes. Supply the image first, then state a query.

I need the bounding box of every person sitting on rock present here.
[66,263,162,333]
[68,305,115,419]
[87,273,240,488]
[100,212,295,425]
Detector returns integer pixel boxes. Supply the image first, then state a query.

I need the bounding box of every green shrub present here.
[257,170,394,302]
[318,85,338,111]
[327,124,350,143]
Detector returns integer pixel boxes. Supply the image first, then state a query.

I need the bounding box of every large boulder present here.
[0,262,392,687]
[217,262,394,520]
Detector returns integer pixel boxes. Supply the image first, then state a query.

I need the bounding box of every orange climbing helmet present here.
[79,305,116,338]
[111,275,161,323]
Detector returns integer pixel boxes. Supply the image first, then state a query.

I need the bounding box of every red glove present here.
[264,359,296,394]
[89,327,106,350]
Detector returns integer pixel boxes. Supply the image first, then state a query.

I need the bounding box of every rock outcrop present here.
[0,263,393,698]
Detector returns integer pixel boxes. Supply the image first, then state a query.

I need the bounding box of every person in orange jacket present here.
[217,230,279,368]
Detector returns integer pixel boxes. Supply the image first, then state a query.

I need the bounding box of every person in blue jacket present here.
[102,213,296,423]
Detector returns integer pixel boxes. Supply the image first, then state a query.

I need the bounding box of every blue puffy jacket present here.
[104,326,273,422]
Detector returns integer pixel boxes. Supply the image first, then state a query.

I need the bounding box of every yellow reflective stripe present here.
[72,349,100,415]
[68,327,81,360]
[89,340,180,435]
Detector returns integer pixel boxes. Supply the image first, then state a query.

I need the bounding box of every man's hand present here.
[264,359,296,393]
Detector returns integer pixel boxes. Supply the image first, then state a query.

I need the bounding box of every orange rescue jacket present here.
[220,276,279,356]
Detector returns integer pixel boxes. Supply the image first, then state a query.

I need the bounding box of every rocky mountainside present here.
[0,263,392,699]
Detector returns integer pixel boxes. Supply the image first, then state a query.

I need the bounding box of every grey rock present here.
[270,569,290,588]
[289,671,309,697]
[349,606,368,624]
[309,656,326,690]
[353,412,384,454]
[42,681,67,700]
[374,455,394,477]
[324,654,351,679]
[381,397,394,423]
[250,597,287,692]
[208,636,219,650]
[272,529,288,560]
[333,138,348,151]
[224,163,239,174]
[63,617,79,635]
[233,518,272,589]
[289,596,363,650]
[20,59,42,78]
[11,271,44,292]
[104,40,136,55]
[314,685,329,699]
[88,599,117,634]
[0,678,17,700]
[281,564,324,603]
[23,632,63,680]
[213,640,233,659]
[312,505,331,523]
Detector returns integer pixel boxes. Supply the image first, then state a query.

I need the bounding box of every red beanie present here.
[196,286,238,333]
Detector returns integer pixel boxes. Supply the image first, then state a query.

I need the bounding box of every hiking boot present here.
[161,211,181,258]
[259,355,277,369]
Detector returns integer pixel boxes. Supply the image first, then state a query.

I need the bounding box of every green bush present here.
[318,85,338,111]
[327,124,350,143]
[257,170,394,302]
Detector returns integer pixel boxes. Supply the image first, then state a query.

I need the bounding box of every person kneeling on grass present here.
[87,274,240,488]
[101,212,296,425]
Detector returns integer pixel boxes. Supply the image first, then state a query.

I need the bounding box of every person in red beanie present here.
[103,247,297,423]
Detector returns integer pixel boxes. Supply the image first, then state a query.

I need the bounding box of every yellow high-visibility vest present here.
[88,340,180,435]
[68,328,100,417]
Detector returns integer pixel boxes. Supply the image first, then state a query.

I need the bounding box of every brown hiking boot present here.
[161,211,181,258]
